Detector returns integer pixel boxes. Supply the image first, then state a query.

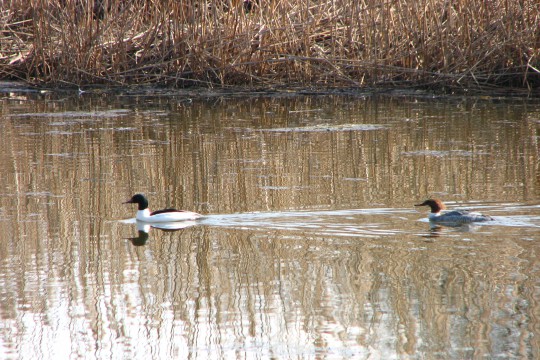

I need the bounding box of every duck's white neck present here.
[136,209,152,221]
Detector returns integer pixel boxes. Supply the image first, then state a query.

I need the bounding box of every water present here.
[0,87,539,359]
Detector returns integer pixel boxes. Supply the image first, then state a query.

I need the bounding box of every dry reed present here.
[1,0,539,90]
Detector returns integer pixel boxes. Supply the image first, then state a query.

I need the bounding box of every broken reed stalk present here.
[1,0,539,89]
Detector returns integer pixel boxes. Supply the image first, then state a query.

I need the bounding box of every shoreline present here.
[1,81,537,100]
[2,1,538,93]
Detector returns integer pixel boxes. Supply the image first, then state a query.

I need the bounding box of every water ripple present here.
[200,208,412,237]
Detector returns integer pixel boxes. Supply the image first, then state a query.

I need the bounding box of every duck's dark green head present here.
[124,194,149,210]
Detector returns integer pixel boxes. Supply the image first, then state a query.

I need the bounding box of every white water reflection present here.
[259,123,388,132]
[8,109,131,118]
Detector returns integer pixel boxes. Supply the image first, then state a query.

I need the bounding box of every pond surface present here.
[0,87,539,359]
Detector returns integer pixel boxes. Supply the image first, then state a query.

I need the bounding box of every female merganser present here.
[124,194,202,222]
[415,199,493,224]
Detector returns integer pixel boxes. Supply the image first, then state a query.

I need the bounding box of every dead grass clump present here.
[1,0,539,90]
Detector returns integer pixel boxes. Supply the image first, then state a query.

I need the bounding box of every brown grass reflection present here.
[0,94,538,358]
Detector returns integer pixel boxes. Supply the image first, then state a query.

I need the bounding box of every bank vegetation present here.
[1,0,539,91]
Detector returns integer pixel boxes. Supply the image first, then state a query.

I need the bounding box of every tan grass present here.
[1,0,539,89]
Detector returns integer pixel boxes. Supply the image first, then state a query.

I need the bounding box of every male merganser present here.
[124,194,202,222]
[415,199,493,224]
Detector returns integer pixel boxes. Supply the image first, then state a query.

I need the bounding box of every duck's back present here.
[432,210,493,223]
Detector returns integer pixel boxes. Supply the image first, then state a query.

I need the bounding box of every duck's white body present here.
[125,194,203,223]
[135,208,202,222]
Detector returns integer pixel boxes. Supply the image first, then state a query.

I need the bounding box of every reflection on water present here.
[0,89,539,359]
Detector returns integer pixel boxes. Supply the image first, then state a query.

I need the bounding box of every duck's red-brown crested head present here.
[415,199,446,213]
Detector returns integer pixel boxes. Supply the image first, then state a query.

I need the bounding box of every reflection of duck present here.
[128,231,150,246]
[126,222,151,246]
[124,194,202,222]
[415,199,493,224]
[127,221,198,246]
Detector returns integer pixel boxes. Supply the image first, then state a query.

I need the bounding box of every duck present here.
[415,199,493,224]
[124,194,203,222]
